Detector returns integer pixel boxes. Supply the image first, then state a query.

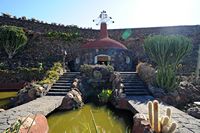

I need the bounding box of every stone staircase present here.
[46,72,80,96]
[119,72,151,96]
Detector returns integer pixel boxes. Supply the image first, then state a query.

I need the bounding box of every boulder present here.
[132,113,153,133]
[187,107,200,119]
[20,114,49,133]
[149,81,200,107]
[59,88,83,110]
[14,82,46,106]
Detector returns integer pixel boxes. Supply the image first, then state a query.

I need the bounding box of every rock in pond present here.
[59,88,84,110]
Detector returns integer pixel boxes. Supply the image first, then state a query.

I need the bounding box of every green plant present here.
[0,25,27,59]
[98,89,112,103]
[46,31,80,41]
[39,62,63,85]
[80,64,93,77]
[144,35,192,91]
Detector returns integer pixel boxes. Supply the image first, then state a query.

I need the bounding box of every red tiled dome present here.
[81,22,127,49]
[81,37,127,49]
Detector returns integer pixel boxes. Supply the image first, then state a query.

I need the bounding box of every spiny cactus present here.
[166,108,171,120]
[144,35,192,92]
[148,101,153,128]
[147,100,177,133]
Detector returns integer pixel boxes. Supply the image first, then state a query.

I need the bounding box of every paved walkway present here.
[0,96,64,132]
[127,96,200,133]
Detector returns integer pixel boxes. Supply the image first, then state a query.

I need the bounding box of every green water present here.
[0,91,17,109]
[48,104,132,133]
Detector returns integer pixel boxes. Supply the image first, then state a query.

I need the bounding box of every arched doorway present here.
[94,54,111,65]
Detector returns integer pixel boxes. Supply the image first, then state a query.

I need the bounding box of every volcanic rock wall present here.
[0,15,199,74]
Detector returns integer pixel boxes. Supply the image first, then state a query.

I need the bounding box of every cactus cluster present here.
[144,35,192,91]
[147,100,177,133]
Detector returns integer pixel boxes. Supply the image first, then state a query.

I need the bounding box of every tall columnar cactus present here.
[144,35,192,91]
[147,100,177,133]
[166,108,171,120]
[148,101,153,128]
[153,100,161,133]
[0,25,27,59]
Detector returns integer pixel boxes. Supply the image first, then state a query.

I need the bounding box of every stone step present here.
[51,85,71,89]
[125,92,150,95]
[56,80,73,83]
[123,86,147,89]
[123,82,145,86]
[46,92,67,96]
[118,72,137,74]
[62,73,80,76]
[58,77,74,80]
[121,78,141,81]
[48,89,70,92]
[124,88,149,92]
[122,80,144,83]
[53,82,72,86]
[60,75,77,78]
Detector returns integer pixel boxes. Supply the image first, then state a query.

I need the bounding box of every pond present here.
[47,104,133,133]
[0,91,17,109]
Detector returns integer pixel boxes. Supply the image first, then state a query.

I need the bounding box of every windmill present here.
[93,10,114,25]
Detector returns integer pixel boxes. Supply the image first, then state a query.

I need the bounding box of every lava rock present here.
[187,107,200,119]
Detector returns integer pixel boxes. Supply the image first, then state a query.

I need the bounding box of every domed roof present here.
[81,23,127,50]
[81,37,127,49]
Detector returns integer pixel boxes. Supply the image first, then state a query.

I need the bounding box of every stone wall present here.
[72,48,134,71]
[0,15,199,73]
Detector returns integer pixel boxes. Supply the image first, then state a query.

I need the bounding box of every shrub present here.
[39,62,63,85]
[80,64,114,78]
[144,35,192,92]
[136,62,156,85]
[46,31,80,41]
[17,67,44,82]
[0,25,27,59]
[98,89,112,103]
[80,64,93,77]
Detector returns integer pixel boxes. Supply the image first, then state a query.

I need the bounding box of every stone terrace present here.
[0,96,64,132]
[127,96,200,133]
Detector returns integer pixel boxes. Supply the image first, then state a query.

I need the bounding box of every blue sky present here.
[0,0,200,29]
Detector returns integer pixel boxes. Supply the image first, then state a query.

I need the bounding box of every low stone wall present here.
[126,96,200,133]
[0,83,25,91]
[0,96,64,132]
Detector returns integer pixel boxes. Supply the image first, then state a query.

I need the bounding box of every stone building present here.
[70,12,134,71]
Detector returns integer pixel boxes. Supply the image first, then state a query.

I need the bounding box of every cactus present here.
[147,101,153,128]
[168,122,177,133]
[161,116,169,127]
[153,100,161,133]
[147,100,177,133]
[162,125,169,133]
[144,35,192,92]
[166,108,171,120]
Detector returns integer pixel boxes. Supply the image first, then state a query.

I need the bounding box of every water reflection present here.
[48,104,132,133]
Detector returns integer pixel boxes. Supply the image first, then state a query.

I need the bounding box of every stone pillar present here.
[100,23,108,38]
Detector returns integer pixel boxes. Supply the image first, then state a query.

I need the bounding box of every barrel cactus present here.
[144,35,192,91]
